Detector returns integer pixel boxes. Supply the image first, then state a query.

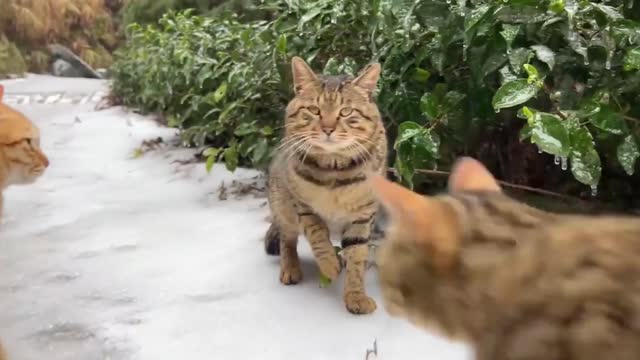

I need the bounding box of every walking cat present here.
[0,86,50,220]
[264,57,387,314]
[371,157,640,360]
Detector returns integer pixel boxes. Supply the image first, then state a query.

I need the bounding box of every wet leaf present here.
[531,45,555,69]
[591,106,628,135]
[531,113,570,156]
[212,82,227,103]
[592,4,624,21]
[492,79,539,111]
[623,47,640,71]
[617,136,639,175]
[509,48,534,75]
[570,126,601,186]
[500,24,520,49]
[420,93,439,120]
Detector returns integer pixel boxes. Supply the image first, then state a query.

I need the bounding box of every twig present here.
[623,115,640,124]
[365,339,378,360]
[387,167,579,202]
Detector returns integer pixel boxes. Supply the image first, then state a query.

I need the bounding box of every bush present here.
[111,0,640,208]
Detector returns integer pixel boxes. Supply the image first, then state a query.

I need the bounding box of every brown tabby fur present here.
[372,157,640,360]
[265,57,387,314]
[0,340,6,360]
[0,100,50,220]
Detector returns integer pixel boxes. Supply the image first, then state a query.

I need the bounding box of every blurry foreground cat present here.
[0,84,49,220]
[372,157,640,360]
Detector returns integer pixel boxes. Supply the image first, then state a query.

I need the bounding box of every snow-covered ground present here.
[0,75,472,360]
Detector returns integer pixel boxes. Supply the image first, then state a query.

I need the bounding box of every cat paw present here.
[280,265,303,285]
[318,254,342,281]
[344,293,377,315]
[264,224,281,256]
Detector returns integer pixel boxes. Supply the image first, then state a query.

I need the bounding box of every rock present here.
[52,59,85,78]
[48,44,102,79]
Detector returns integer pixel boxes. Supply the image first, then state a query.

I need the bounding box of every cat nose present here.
[322,127,335,135]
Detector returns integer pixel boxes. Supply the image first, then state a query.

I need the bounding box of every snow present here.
[0,75,473,360]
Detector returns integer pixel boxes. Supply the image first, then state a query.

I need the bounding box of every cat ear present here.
[448,157,501,193]
[353,63,381,94]
[369,175,460,272]
[291,56,318,94]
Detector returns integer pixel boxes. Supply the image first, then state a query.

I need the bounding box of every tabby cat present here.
[372,157,640,360]
[264,57,387,314]
[0,88,50,220]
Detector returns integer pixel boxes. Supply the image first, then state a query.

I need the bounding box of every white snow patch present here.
[0,76,473,360]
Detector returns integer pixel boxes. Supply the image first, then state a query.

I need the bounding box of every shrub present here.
[111,0,640,207]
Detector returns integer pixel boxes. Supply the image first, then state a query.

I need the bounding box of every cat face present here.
[283,57,382,157]
[370,158,503,335]
[0,104,49,186]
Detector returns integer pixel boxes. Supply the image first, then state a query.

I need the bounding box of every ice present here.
[0,75,472,360]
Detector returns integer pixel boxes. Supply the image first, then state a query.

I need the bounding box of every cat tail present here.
[264,223,280,256]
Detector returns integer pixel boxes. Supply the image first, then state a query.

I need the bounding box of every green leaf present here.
[323,57,340,75]
[252,138,269,164]
[530,45,555,69]
[224,144,238,172]
[523,64,538,80]
[576,101,600,118]
[465,4,493,33]
[234,122,258,136]
[492,79,539,111]
[211,82,227,104]
[204,147,221,174]
[509,48,534,75]
[617,136,639,175]
[592,4,624,21]
[569,126,601,186]
[500,24,520,49]
[548,0,564,14]
[442,91,466,112]
[318,273,332,288]
[591,106,628,135]
[531,113,570,156]
[413,68,431,82]
[623,47,640,71]
[276,34,287,55]
[420,93,439,120]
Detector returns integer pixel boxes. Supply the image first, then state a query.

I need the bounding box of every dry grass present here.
[0,0,124,72]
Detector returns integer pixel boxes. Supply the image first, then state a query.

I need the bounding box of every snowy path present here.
[0,75,472,360]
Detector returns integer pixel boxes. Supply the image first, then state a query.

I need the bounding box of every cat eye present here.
[307,106,321,115]
[339,107,354,117]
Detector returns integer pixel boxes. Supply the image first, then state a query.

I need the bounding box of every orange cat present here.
[371,157,640,360]
[0,85,49,219]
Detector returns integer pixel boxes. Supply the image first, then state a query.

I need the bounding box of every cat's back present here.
[480,212,640,360]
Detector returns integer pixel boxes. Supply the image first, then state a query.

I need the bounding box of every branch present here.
[387,167,581,202]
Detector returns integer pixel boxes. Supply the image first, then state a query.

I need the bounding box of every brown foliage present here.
[0,0,123,72]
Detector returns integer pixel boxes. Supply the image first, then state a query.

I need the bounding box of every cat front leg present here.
[297,205,342,281]
[341,215,377,314]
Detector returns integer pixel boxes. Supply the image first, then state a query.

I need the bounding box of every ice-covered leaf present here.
[492,79,539,111]
[617,136,639,175]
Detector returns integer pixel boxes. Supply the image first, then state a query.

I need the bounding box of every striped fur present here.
[373,157,640,360]
[265,57,387,314]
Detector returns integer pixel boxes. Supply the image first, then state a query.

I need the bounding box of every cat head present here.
[370,157,502,333]
[283,57,382,157]
[0,103,49,186]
